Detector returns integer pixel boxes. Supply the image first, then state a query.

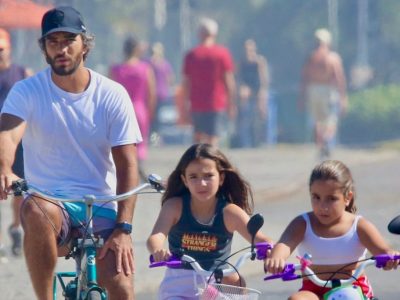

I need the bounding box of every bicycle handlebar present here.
[10,173,165,203]
[264,254,400,288]
[149,242,272,277]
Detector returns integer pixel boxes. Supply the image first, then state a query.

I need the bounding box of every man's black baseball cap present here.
[41,6,86,38]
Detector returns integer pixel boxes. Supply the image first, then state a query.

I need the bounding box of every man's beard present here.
[45,52,83,76]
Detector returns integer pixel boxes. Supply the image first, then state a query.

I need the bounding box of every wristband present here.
[115,222,132,234]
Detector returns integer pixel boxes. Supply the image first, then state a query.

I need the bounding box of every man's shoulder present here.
[189,44,231,58]
[90,68,124,89]
[12,68,47,88]
[327,51,342,63]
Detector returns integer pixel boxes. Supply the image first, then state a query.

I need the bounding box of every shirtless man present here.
[299,28,348,159]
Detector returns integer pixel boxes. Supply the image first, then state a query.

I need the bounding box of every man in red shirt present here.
[182,17,236,146]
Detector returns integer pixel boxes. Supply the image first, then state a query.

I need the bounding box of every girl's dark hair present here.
[309,160,357,213]
[38,32,95,61]
[162,143,254,214]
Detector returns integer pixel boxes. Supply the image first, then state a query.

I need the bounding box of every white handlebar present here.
[182,252,254,277]
[15,180,158,204]
[299,259,375,288]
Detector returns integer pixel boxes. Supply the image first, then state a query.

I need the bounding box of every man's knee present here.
[21,197,62,230]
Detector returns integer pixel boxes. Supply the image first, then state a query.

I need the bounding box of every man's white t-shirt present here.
[2,67,142,215]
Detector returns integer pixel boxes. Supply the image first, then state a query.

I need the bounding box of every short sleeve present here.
[108,85,142,147]
[222,48,234,72]
[1,81,32,121]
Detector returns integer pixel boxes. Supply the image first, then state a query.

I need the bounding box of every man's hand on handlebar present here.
[0,172,20,200]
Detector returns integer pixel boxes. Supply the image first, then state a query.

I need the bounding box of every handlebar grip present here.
[11,179,28,196]
[149,254,183,269]
[374,254,400,268]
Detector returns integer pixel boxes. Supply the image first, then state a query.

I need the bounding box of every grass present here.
[376,139,400,152]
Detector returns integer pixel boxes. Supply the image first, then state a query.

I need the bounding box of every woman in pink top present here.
[110,36,156,180]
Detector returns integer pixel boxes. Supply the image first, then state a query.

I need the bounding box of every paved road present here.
[1,144,399,299]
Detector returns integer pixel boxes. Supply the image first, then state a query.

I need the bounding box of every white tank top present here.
[297,213,367,265]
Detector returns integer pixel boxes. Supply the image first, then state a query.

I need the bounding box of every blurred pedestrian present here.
[299,28,348,159]
[235,39,269,148]
[147,42,175,145]
[0,27,33,261]
[182,17,236,146]
[110,36,156,181]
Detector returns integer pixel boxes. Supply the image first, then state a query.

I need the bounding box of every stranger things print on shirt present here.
[181,232,217,252]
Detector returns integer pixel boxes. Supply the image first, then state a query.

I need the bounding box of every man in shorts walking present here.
[299,28,348,159]
[0,6,141,299]
[182,17,236,146]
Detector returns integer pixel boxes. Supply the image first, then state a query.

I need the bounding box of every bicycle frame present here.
[53,195,107,300]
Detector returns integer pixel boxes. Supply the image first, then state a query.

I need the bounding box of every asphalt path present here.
[1,144,399,299]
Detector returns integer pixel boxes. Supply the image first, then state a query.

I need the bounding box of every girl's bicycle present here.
[149,213,272,300]
[264,252,400,300]
[11,174,165,300]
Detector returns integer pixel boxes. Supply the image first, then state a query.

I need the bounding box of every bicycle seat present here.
[388,215,400,234]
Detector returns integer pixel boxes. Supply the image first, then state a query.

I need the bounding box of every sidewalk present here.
[0,143,398,299]
[146,143,397,202]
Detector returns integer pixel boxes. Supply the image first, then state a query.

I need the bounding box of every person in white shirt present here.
[0,6,141,300]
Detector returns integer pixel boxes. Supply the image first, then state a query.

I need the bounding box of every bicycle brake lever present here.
[264,264,300,281]
[148,174,165,192]
[256,242,273,260]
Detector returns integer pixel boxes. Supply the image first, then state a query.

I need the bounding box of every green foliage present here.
[340,85,400,144]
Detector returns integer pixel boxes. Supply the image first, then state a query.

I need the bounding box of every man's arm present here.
[179,75,192,124]
[98,143,139,274]
[330,53,348,113]
[224,71,237,119]
[0,113,26,199]
[113,144,139,224]
[257,56,269,118]
[146,68,157,122]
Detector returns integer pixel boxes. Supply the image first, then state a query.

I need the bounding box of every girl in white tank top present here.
[264,160,400,299]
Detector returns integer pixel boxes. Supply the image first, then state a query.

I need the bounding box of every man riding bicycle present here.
[0,6,142,300]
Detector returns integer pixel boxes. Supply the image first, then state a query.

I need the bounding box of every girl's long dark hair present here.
[162,144,254,214]
[309,160,357,213]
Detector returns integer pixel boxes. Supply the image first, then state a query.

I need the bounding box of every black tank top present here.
[168,194,233,271]
[0,64,26,110]
[239,60,260,91]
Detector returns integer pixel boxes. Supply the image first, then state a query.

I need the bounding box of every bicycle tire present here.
[85,290,104,300]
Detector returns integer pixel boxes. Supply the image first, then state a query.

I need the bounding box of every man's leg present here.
[97,250,134,300]
[21,196,63,300]
[9,142,24,256]
[8,195,23,256]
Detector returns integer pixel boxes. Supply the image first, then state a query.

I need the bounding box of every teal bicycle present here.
[12,174,164,300]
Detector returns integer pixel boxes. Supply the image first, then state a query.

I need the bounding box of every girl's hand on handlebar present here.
[383,250,400,270]
[151,248,172,262]
[264,257,287,274]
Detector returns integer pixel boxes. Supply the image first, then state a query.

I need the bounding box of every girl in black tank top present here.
[147,144,273,299]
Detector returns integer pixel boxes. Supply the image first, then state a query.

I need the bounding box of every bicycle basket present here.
[199,283,261,300]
